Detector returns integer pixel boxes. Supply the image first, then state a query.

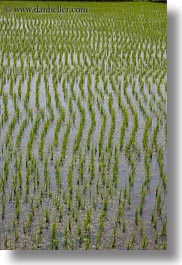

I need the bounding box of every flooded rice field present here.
[0,2,167,250]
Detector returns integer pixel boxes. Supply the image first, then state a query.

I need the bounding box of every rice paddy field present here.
[0,1,167,250]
